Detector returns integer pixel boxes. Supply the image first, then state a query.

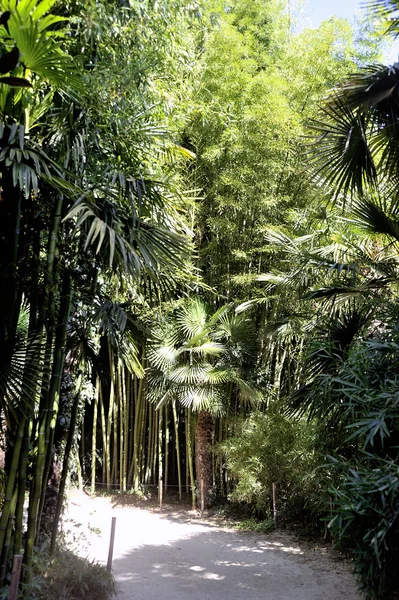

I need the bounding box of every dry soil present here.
[64,492,361,600]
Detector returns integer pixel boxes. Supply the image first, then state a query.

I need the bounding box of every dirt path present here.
[64,492,360,600]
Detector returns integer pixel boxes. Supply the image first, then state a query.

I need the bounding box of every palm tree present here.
[0,0,194,580]
[310,1,399,202]
[148,299,258,509]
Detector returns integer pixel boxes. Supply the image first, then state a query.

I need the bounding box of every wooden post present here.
[272,483,277,528]
[159,477,163,512]
[9,554,22,600]
[200,477,205,518]
[107,517,116,572]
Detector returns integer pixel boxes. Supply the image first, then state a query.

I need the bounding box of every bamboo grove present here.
[1,1,399,599]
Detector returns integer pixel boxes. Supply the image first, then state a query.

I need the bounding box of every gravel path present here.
[65,492,361,600]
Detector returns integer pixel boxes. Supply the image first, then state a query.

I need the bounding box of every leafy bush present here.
[0,548,115,600]
[324,338,399,599]
[329,459,399,600]
[39,549,115,600]
[221,408,323,525]
[235,517,275,533]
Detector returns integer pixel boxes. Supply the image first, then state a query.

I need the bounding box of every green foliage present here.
[221,409,322,523]
[329,459,399,600]
[148,299,259,413]
[235,517,275,533]
[307,334,399,598]
[0,548,115,600]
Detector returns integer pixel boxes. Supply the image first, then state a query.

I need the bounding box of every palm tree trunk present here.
[195,410,213,510]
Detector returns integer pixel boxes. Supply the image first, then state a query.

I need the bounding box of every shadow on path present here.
[110,510,359,600]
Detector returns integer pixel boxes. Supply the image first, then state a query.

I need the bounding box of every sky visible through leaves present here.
[302,0,399,62]
[305,0,363,26]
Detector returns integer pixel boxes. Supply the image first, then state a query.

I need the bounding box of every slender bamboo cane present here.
[50,388,80,554]
[81,420,85,483]
[24,195,65,572]
[14,420,30,555]
[164,404,169,493]
[158,409,163,507]
[123,365,129,491]
[106,344,115,491]
[91,378,99,495]
[112,384,118,485]
[145,402,154,484]
[76,448,83,491]
[127,373,134,482]
[100,384,107,485]
[219,419,224,496]
[139,386,147,486]
[172,400,182,501]
[186,409,196,510]
[0,417,26,565]
[152,406,158,485]
[119,361,125,493]
[37,275,73,534]
[0,485,18,584]
[129,374,143,488]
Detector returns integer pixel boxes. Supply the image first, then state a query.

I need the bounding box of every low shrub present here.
[0,548,115,600]
[220,408,324,527]
[329,459,399,600]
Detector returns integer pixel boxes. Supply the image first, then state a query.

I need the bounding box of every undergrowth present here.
[0,548,115,600]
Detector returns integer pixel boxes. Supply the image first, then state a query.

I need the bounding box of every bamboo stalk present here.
[118,362,124,493]
[100,384,107,485]
[112,386,118,485]
[138,385,147,486]
[37,275,73,533]
[172,401,182,501]
[14,420,30,555]
[76,448,83,492]
[186,409,196,510]
[158,409,163,511]
[91,378,99,495]
[0,485,18,584]
[50,388,81,554]
[152,406,158,485]
[0,417,26,568]
[122,365,128,493]
[106,344,114,491]
[145,403,154,484]
[164,404,169,493]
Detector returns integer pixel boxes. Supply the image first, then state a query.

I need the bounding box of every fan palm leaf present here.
[366,0,399,37]
[311,95,377,200]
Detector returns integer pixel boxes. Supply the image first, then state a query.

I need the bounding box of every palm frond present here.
[0,312,46,420]
[352,196,399,241]
[310,95,377,200]
[365,1,399,37]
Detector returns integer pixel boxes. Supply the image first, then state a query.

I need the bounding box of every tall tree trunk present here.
[195,410,213,510]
